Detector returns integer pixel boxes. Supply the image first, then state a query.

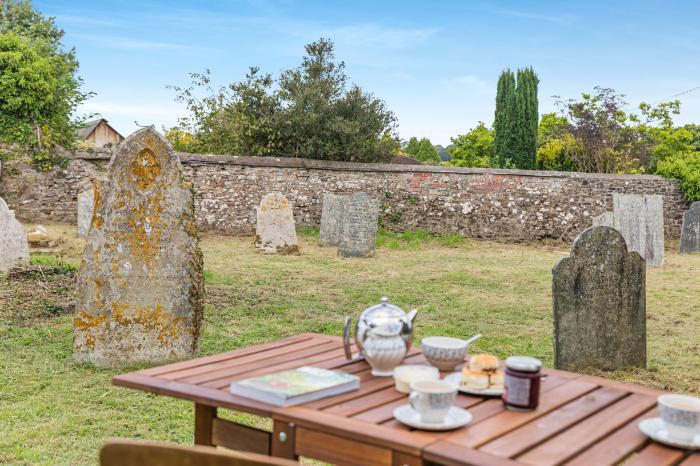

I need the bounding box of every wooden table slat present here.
[160,338,341,381]
[679,453,700,466]
[424,440,524,466]
[624,443,688,466]
[443,378,598,449]
[479,386,628,458]
[138,333,318,376]
[562,407,658,466]
[515,393,657,466]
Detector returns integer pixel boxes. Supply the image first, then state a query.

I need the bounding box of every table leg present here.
[194,403,217,446]
[272,419,297,459]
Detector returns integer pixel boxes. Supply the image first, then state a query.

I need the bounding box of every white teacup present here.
[658,394,700,442]
[408,379,457,424]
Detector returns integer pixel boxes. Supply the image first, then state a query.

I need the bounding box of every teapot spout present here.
[343,316,354,360]
[407,308,418,324]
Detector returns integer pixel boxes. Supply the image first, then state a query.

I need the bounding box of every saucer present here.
[444,372,504,397]
[393,405,472,431]
[638,417,700,450]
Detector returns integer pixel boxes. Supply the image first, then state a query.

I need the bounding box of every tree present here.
[171,38,399,162]
[414,137,440,164]
[512,67,539,169]
[405,137,420,157]
[448,122,494,168]
[0,0,90,167]
[494,69,516,167]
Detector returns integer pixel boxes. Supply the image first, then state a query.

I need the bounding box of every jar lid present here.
[505,356,542,372]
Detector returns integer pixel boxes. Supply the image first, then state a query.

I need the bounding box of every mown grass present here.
[1,223,699,465]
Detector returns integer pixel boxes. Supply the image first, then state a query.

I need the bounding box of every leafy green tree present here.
[494,69,516,167]
[434,144,451,161]
[405,137,420,157]
[414,137,440,164]
[171,38,399,162]
[657,151,700,201]
[0,0,90,168]
[448,122,494,168]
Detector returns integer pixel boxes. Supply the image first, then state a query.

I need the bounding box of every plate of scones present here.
[444,354,504,396]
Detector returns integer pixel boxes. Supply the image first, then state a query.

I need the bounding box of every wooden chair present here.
[100,439,299,466]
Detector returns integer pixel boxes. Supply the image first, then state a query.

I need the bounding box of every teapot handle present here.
[343,316,354,360]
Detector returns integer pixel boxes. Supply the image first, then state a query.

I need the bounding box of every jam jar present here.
[502,356,542,411]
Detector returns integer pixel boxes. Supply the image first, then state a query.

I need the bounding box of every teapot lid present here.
[362,297,407,321]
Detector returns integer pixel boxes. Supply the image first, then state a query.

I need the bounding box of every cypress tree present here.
[513,67,539,169]
[494,69,516,167]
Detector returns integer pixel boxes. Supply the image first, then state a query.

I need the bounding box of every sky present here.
[37,0,700,146]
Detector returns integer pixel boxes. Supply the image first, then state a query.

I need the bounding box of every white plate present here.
[393,404,472,431]
[638,417,700,450]
[444,372,504,397]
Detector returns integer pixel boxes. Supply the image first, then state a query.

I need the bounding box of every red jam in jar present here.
[502,356,542,411]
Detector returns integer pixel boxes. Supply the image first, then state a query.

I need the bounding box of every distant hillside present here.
[435,144,452,161]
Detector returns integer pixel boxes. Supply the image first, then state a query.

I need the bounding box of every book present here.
[230,366,360,407]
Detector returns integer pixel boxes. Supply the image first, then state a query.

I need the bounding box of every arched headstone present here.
[0,197,29,272]
[73,127,204,367]
[337,193,379,258]
[553,226,646,371]
[255,192,299,254]
[319,193,345,247]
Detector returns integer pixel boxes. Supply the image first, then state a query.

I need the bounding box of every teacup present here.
[421,336,469,371]
[408,379,457,424]
[658,394,700,442]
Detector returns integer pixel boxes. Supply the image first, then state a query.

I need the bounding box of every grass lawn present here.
[1,223,699,465]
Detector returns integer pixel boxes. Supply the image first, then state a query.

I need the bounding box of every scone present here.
[489,369,504,388]
[463,370,489,390]
[469,354,499,372]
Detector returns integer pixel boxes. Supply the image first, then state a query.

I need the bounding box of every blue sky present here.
[38,0,700,146]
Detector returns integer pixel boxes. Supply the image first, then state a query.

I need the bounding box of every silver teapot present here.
[343,297,418,377]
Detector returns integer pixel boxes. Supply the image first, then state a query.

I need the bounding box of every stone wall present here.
[0,152,690,241]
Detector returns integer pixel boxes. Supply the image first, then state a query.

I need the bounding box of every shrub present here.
[656,151,700,201]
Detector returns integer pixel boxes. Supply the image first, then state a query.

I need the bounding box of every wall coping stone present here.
[64,151,676,183]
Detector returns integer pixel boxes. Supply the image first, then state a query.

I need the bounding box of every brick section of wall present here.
[0,152,690,241]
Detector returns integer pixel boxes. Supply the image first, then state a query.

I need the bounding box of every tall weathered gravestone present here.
[613,194,664,267]
[255,192,299,254]
[337,192,379,258]
[319,193,345,247]
[77,187,95,238]
[73,128,204,367]
[680,202,700,254]
[0,197,29,272]
[553,226,646,371]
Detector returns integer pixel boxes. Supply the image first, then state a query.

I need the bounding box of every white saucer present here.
[638,417,700,450]
[444,372,504,397]
[393,404,472,431]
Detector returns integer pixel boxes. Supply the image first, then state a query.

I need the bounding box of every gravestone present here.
[77,187,95,238]
[553,226,646,371]
[613,194,664,267]
[73,127,204,367]
[0,197,29,272]
[680,202,700,254]
[319,193,345,247]
[592,211,614,227]
[255,192,299,254]
[337,193,379,258]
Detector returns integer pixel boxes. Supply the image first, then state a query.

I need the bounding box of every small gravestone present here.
[73,127,204,367]
[553,226,646,371]
[680,202,700,254]
[337,193,379,258]
[77,187,95,238]
[0,197,29,272]
[592,211,614,227]
[613,194,664,267]
[319,193,345,247]
[255,192,299,254]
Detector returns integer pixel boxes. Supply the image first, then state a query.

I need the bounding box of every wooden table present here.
[113,333,699,466]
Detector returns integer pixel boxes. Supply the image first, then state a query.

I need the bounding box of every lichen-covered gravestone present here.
[613,194,664,267]
[680,202,700,254]
[73,127,204,367]
[319,193,345,247]
[592,211,614,227]
[255,192,299,254]
[0,197,29,272]
[337,192,379,258]
[553,226,646,371]
[77,187,95,238]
